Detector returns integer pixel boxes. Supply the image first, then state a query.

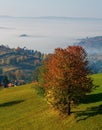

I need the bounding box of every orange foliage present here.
[43,46,96,115]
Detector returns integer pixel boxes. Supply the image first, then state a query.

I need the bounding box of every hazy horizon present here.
[0,0,102,53]
[0,16,102,53]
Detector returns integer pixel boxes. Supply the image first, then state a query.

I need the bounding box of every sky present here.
[0,0,102,18]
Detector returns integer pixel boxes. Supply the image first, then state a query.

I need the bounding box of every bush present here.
[34,83,45,97]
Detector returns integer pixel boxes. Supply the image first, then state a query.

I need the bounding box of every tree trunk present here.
[68,101,71,115]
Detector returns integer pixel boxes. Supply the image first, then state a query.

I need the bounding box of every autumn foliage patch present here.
[43,46,97,115]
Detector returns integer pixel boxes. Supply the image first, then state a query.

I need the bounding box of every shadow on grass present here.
[0,100,24,107]
[81,93,102,104]
[76,104,102,122]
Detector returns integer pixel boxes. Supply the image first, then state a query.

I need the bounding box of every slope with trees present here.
[0,45,44,83]
[77,36,102,73]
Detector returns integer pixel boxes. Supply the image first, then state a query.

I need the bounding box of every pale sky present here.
[0,0,102,18]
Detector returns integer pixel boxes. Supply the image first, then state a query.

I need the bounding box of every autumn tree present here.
[43,46,96,115]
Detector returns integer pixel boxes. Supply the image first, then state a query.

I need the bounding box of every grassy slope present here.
[0,74,102,130]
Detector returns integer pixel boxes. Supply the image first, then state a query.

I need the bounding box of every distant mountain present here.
[0,15,14,18]
[77,36,102,54]
[76,36,102,73]
[0,15,102,21]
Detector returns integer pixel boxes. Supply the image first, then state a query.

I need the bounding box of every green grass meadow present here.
[0,73,102,130]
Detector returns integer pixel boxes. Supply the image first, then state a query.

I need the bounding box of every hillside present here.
[0,73,102,130]
[0,45,45,82]
[77,36,102,54]
[1,35,102,81]
[88,54,102,73]
[76,36,102,73]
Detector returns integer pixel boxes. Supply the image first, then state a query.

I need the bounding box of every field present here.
[0,73,102,130]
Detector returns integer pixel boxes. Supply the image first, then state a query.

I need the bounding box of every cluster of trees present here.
[89,59,102,73]
[0,45,47,83]
[0,45,44,66]
[1,56,27,65]
[0,75,9,87]
[1,55,42,65]
[36,46,97,115]
[6,70,26,81]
